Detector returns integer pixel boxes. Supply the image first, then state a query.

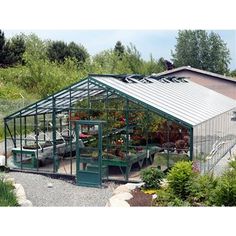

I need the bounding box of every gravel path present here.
[8,172,115,207]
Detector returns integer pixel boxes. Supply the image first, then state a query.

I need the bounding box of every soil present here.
[127,188,153,206]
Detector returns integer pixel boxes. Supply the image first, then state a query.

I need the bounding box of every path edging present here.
[5,176,33,207]
[105,182,144,207]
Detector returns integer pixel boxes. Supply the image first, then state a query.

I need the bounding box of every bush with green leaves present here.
[167,161,196,200]
[211,168,236,206]
[0,175,18,206]
[154,188,191,206]
[141,167,165,189]
[188,174,217,206]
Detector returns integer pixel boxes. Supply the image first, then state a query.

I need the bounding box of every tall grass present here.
[0,175,19,206]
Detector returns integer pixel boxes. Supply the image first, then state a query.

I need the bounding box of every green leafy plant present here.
[211,169,236,206]
[154,188,191,206]
[188,174,217,206]
[141,167,165,189]
[0,175,19,206]
[167,161,196,200]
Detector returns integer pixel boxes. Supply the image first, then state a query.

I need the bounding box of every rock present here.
[21,200,33,207]
[110,192,133,201]
[125,182,145,191]
[109,198,130,207]
[6,177,15,185]
[14,183,27,205]
[112,185,130,195]
[14,183,33,206]
[47,183,53,188]
[0,155,5,166]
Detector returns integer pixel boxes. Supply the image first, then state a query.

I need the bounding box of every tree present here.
[47,40,68,63]
[125,43,143,74]
[114,41,125,58]
[230,69,236,77]
[47,40,89,65]
[67,42,89,64]
[0,30,26,67]
[2,34,26,66]
[208,32,231,74]
[142,55,166,74]
[0,30,6,65]
[172,30,231,74]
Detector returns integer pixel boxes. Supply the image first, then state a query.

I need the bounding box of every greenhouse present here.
[3,74,236,187]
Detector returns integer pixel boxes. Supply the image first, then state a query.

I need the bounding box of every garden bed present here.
[127,188,152,206]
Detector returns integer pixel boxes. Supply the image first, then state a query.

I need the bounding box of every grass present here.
[0,175,19,206]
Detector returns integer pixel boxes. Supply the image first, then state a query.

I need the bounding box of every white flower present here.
[152,194,158,199]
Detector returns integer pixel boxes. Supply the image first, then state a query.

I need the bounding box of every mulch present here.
[127,188,153,206]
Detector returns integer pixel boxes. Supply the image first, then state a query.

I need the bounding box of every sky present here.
[4,29,236,70]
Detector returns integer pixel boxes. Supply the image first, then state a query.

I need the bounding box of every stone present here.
[112,185,130,195]
[21,200,33,207]
[110,192,133,201]
[14,183,27,205]
[109,198,130,207]
[5,177,15,185]
[47,182,53,188]
[0,155,5,166]
[125,182,145,191]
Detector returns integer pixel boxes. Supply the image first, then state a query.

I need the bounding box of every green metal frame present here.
[75,120,105,188]
[4,74,196,182]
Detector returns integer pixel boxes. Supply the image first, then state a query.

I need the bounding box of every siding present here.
[163,70,236,100]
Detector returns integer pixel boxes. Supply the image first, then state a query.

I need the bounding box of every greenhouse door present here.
[75,120,105,188]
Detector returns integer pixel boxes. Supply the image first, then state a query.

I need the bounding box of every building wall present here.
[166,70,236,100]
[193,108,236,173]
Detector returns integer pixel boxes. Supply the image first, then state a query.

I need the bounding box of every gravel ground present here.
[8,171,116,207]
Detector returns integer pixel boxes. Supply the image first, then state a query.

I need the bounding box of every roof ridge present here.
[155,66,236,83]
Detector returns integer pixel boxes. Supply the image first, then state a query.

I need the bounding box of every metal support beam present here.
[69,88,73,175]
[20,112,22,170]
[34,111,39,171]
[189,127,194,161]
[52,97,57,173]
[4,120,7,166]
[125,99,129,159]
[13,118,16,147]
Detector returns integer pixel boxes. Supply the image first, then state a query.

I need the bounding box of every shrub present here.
[0,175,18,206]
[228,160,236,170]
[211,169,236,206]
[167,161,196,200]
[141,167,165,189]
[189,174,217,206]
[155,189,191,206]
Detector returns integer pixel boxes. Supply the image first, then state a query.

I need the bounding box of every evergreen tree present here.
[67,42,89,64]
[47,40,89,64]
[172,30,231,74]
[114,41,125,58]
[0,30,7,66]
[3,34,26,66]
[47,40,68,63]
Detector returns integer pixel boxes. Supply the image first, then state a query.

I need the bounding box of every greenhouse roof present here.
[5,74,236,127]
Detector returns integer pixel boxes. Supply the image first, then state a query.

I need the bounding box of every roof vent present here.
[140,77,154,83]
[122,76,138,83]
[160,77,171,83]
